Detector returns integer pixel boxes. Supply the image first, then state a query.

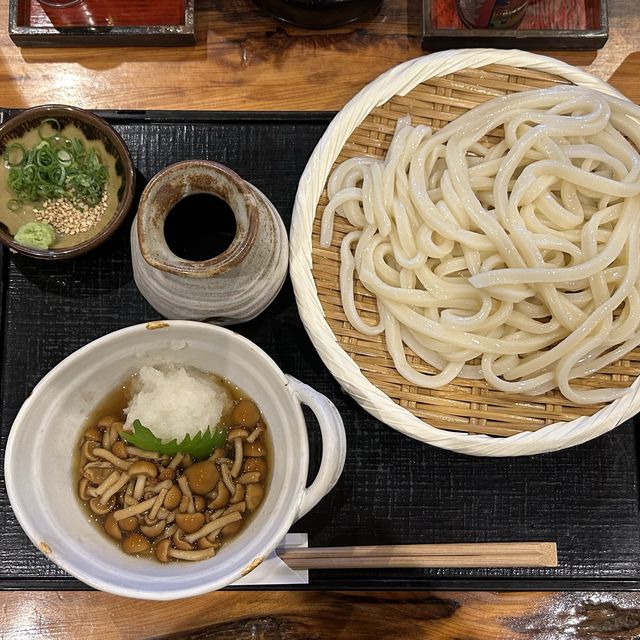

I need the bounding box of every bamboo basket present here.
[289,49,640,456]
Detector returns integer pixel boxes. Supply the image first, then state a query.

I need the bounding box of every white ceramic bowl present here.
[4,321,346,600]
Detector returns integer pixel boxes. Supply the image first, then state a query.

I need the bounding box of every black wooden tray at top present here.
[0,109,639,592]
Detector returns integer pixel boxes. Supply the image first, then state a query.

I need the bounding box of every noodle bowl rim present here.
[290,48,640,457]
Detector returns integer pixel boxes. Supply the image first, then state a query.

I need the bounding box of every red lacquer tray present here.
[9,0,195,46]
[422,0,607,50]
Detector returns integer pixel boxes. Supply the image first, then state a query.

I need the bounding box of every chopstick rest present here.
[278,542,557,569]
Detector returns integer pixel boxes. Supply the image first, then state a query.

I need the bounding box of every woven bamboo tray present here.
[290,50,640,456]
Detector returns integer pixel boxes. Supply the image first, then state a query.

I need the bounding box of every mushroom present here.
[220,463,235,495]
[197,536,217,550]
[118,516,139,532]
[105,422,123,449]
[193,495,206,512]
[155,538,172,563]
[89,496,115,516]
[129,461,158,501]
[208,448,226,464]
[148,488,169,522]
[164,485,182,511]
[231,399,261,428]
[245,484,264,511]
[167,453,184,470]
[175,512,206,534]
[81,440,100,462]
[183,511,242,544]
[91,470,120,498]
[182,454,193,468]
[78,478,93,502]
[146,479,173,495]
[104,514,122,541]
[82,464,115,486]
[243,457,267,477]
[158,467,175,482]
[83,426,102,442]
[172,528,193,551]
[221,520,242,538]
[207,480,231,510]
[230,484,245,504]
[247,425,264,443]
[93,448,131,471]
[237,471,261,484]
[224,501,246,515]
[113,496,157,521]
[99,472,130,506]
[177,476,194,513]
[154,523,178,544]
[242,442,267,458]
[122,533,150,555]
[183,461,219,496]
[168,548,216,561]
[97,415,118,429]
[125,446,160,460]
[140,519,167,538]
[228,429,248,478]
[111,440,128,459]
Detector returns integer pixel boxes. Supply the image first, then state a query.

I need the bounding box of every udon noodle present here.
[320,85,640,404]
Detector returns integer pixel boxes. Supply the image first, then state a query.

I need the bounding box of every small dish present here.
[4,320,346,600]
[0,104,135,260]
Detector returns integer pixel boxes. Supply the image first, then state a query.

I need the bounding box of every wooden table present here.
[2,0,640,638]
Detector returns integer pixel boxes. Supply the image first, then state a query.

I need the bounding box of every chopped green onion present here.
[38,118,61,140]
[5,118,108,209]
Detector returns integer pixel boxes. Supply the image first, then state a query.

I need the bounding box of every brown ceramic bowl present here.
[0,104,135,260]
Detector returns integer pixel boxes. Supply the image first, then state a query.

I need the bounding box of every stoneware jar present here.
[5,320,347,600]
[131,160,288,324]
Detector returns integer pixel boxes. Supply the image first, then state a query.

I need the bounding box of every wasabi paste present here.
[14,221,56,250]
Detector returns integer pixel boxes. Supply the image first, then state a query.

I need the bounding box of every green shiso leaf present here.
[120,420,227,460]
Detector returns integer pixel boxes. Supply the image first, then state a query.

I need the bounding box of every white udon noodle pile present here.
[320,85,640,405]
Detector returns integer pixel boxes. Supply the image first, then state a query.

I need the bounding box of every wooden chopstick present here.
[278,542,557,569]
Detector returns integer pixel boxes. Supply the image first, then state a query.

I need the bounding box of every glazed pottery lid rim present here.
[137,160,260,278]
[0,103,136,260]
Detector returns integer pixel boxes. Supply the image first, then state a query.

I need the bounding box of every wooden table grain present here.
[2,0,640,638]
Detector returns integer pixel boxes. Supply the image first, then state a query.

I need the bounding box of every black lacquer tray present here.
[0,110,639,592]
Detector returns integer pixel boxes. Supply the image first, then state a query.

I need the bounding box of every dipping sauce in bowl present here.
[0,104,135,259]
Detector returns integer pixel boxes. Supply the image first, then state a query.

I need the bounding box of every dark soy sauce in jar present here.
[164,193,237,261]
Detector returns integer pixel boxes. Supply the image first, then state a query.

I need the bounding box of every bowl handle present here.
[286,375,347,520]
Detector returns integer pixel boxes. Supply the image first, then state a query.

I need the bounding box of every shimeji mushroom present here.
[207,480,230,510]
[99,472,131,506]
[236,472,261,484]
[104,514,123,541]
[168,547,217,561]
[93,448,132,471]
[220,463,236,495]
[231,399,261,428]
[172,528,194,551]
[125,446,161,460]
[175,512,205,534]
[183,511,242,544]
[113,496,157,521]
[83,463,115,486]
[246,426,264,443]
[243,441,267,458]
[122,533,150,555]
[183,461,219,496]
[140,519,166,538]
[228,428,248,478]
[155,538,172,563]
[89,496,115,516]
[230,484,245,504]
[81,440,100,462]
[243,457,267,477]
[129,460,158,500]
[83,426,102,442]
[118,516,139,532]
[163,485,182,511]
[245,484,264,511]
[111,440,128,459]
[90,471,120,499]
